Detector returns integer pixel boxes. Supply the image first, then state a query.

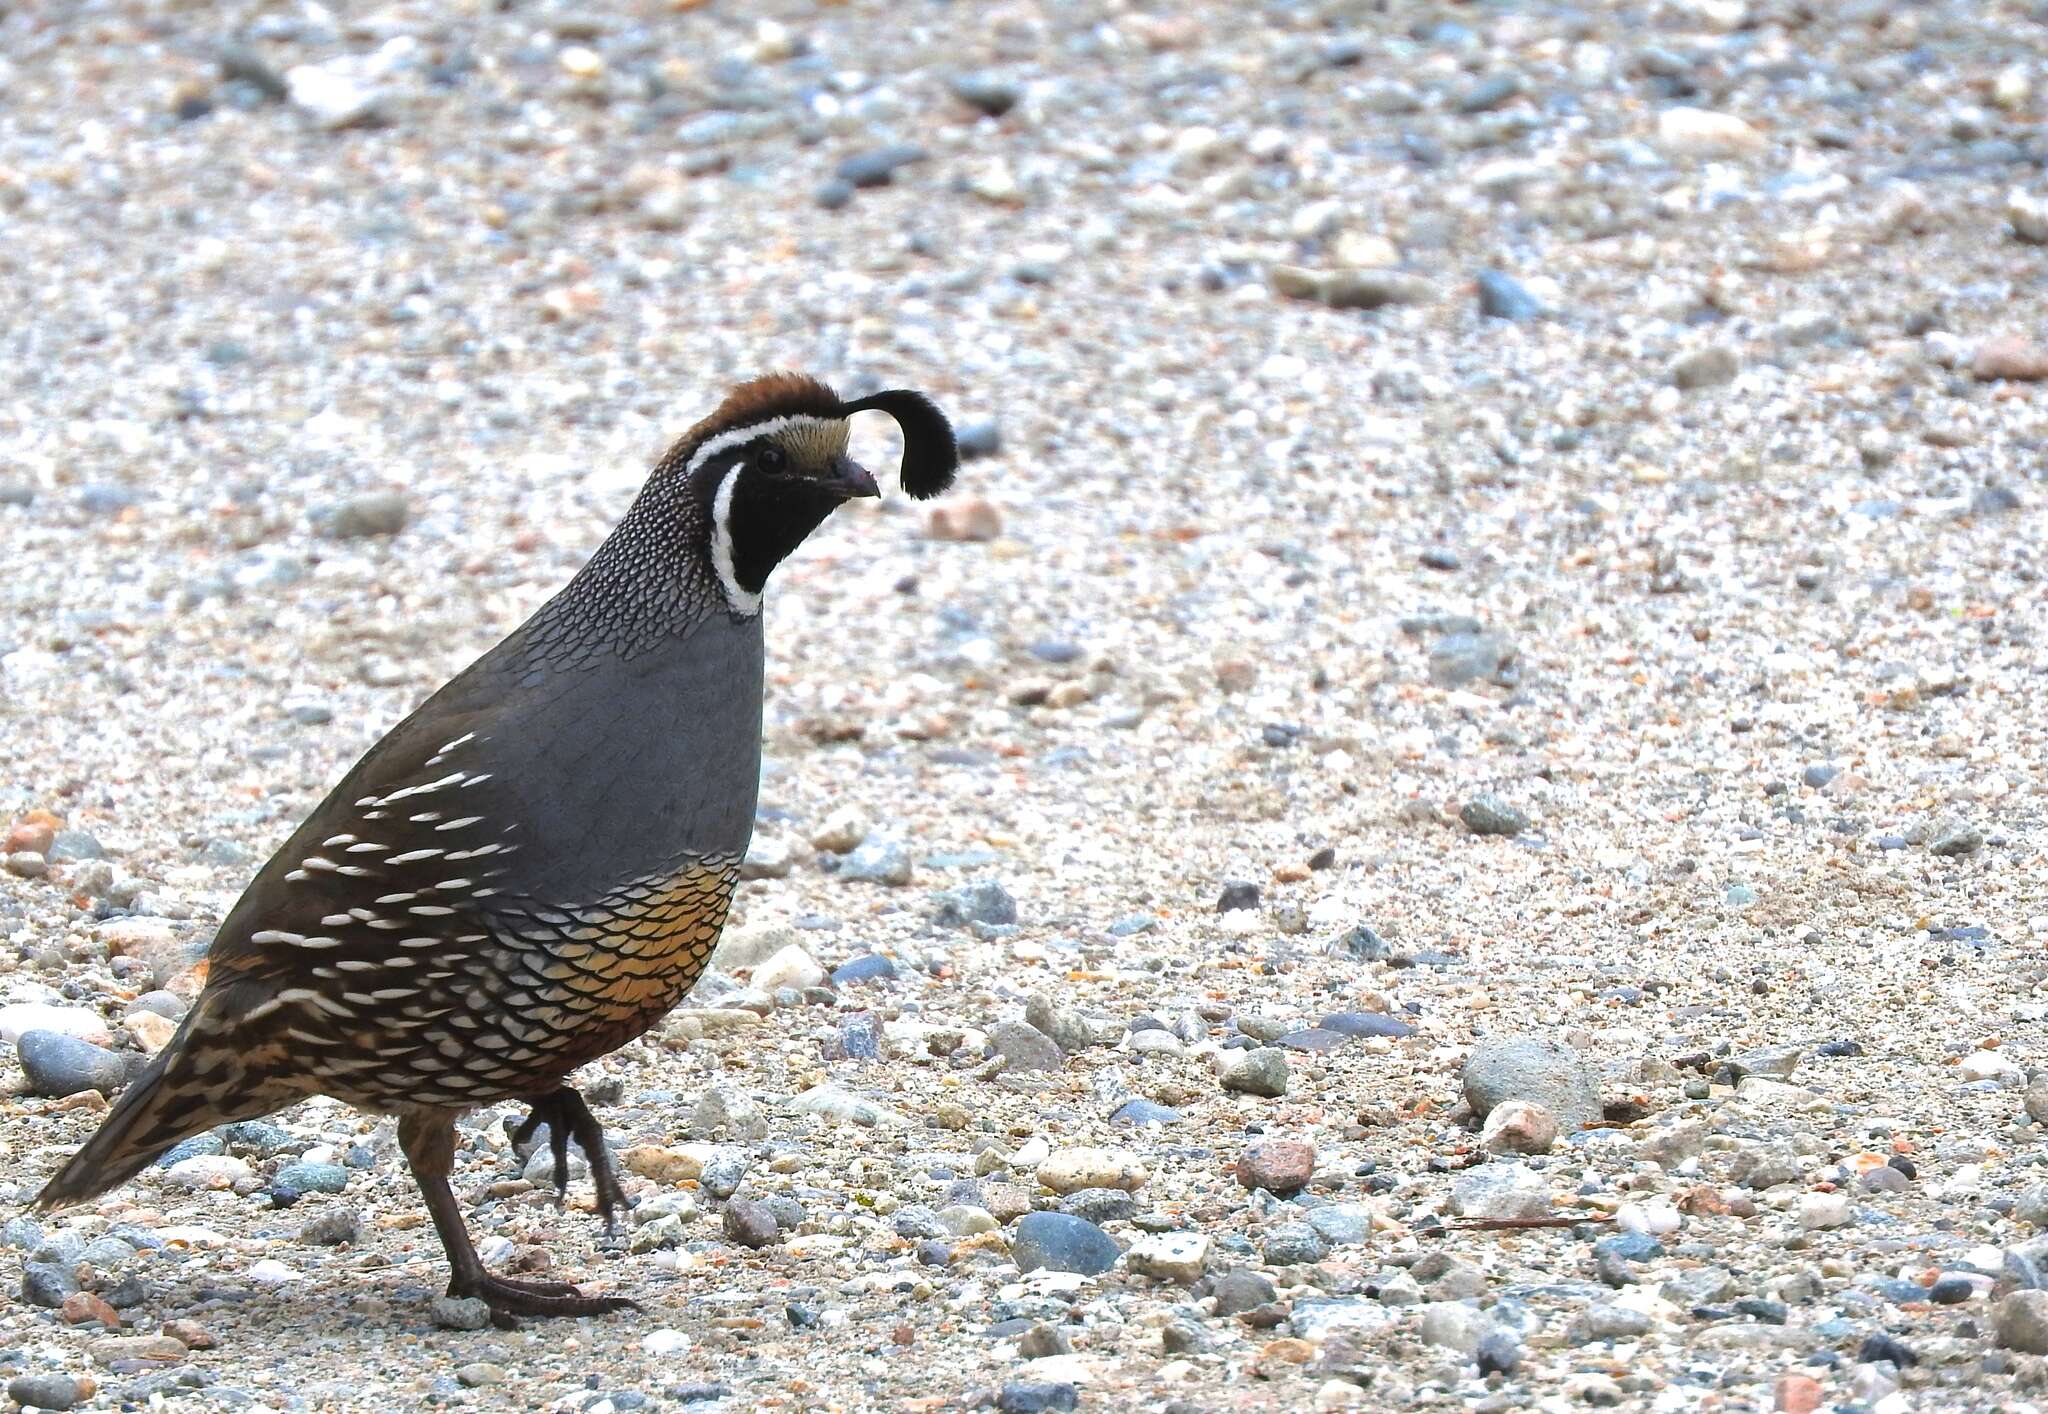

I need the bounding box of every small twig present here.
[1443,1214,1615,1232]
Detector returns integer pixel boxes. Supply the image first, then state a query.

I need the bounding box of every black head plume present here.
[836,389,958,500]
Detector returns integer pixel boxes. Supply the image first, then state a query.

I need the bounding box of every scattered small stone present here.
[722,1199,780,1250]
[1930,825,1985,857]
[429,1296,492,1331]
[1262,1222,1329,1266]
[1010,1212,1118,1277]
[1449,1162,1551,1221]
[934,879,1018,929]
[996,1382,1077,1414]
[1125,1232,1210,1284]
[1671,346,1740,391]
[6,1374,91,1411]
[16,1031,129,1098]
[1476,270,1542,321]
[1974,336,2048,382]
[320,491,410,538]
[1237,1140,1316,1195]
[838,839,912,885]
[926,497,1003,542]
[1037,1147,1147,1195]
[1657,107,1766,158]
[989,1021,1064,1074]
[1479,1100,1558,1155]
[836,144,926,188]
[299,1207,360,1246]
[1463,1037,1602,1133]
[1998,1291,2048,1353]
[950,73,1021,118]
[1219,1047,1290,1098]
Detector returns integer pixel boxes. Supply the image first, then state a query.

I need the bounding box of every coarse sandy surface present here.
[3,1,2048,1411]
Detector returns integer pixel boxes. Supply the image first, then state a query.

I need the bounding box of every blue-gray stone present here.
[1028,639,1080,664]
[1011,1212,1118,1277]
[814,179,853,210]
[1,1216,43,1251]
[1330,924,1390,959]
[1306,1205,1371,1247]
[273,1162,348,1195]
[6,1375,87,1411]
[997,1383,1077,1414]
[47,830,105,862]
[1595,1232,1664,1263]
[1319,1011,1414,1039]
[836,145,926,188]
[1475,1328,1522,1374]
[1110,1098,1181,1126]
[1057,1188,1138,1225]
[1278,1028,1349,1052]
[1262,1222,1329,1266]
[830,954,897,985]
[956,421,1003,460]
[1476,269,1542,321]
[219,1120,298,1157]
[20,1261,78,1307]
[932,880,1016,929]
[839,839,912,885]
[17,1030,128,1098]
[1107,915,1156,936]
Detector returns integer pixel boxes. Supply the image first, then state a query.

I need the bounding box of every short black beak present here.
[826,455,880,500]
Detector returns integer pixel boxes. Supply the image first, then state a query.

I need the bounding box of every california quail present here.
[35,373,958,1322]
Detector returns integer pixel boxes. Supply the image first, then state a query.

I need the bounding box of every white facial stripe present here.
[685,414,845,479]
[710,463,763,616]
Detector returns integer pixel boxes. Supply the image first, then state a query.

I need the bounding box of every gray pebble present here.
[1462,1036,1602,1133]
[1567,1303,1653,1345]
[1110,1098,1181,1126]
[1261,1222,1328,1266]
[1671,346,1739,391]
[955,421,1003,460]
[1930,825,1984,857]
[1056,1188,1138,1225]
[1212,1268,1277,1317]
[1024,993,1093,1054]
[430,1295,493,1330]
[1011,1211,1118,1277]
[6,1374,87,1411]
[836,145,925,188]
[838,839,912,885]
[1428,631,1517,688]
[1221,1047,1289,1097]
[320,491,411,539]
[20,1261,79,1307]
[949,73,1020,118]
[274,1162,349,1195]
[814,179,854,211]
[299,1207,361,1246]
[722,1198,780,1249]
[932,879,1017,928]
[1476,269,1543,321]
[700,1154,750,1201]
[1461,795,1531,837]
[17,1030,128,1098]
[989,1021,1063,1074]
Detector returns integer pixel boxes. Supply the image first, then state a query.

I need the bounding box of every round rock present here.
[1011,1211,1118,1277]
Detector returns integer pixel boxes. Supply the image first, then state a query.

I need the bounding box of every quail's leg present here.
[398,1110,635,1326]
[511,1087,629,1235]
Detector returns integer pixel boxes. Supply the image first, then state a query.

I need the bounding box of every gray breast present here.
[482,613,765,901]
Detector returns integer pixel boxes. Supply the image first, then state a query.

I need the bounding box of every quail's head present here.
[680,373,956,610]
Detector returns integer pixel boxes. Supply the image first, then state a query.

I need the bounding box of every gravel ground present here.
[4,0,2048,1410]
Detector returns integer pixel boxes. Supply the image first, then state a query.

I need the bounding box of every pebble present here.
[274,1162,349,1195]
[1798,1193,1852,1230]
[16,1031,128,1098]
[810,808,869,854]
[429,1296,492,1331]
[1023,994,1093,1054]
[1670,346,1740,391]
[838,839,912,885]
[1973,336,2048,382]
[1568,1304,1653,1344]
[1657,107,1766,158]
[752,943,826,994]
[996,1383,1077,1414]
[1237,1140,1316,1195]
[1428,631,1516,688]
[166,1154,255,1191]
[1998,1291,2048,1353]
[1036,1147,1147,1195]
[5,1374,90,1411]
[1476,270,1542,321]
[87,1335,185,1367]
[1262,1222,1329,1266]
[949,73,1020,119]
[989,1021,1064,1074]
[926,498,1003,542]
[1459,795,1529,837]
[723,1199,780,1249]
[1010,1212,1118,1277]
[1125,1232,1210,1284]
[0,1003,111,1046]
[1450,1162,1551,1221]
[299,1207,360,1246]
[836,145,926,188]
[320,491,410,538]
[1219,1047,1290,1097]
[955,421,1003,460]
[456,1363,507,1388]
[1462,1037,1602,1133]
[1479,1100,1558,1155]
[829,954,897,986]
[934,880,1018,930]
[1930,825,1985,857]
[1110,1099,1182,1127]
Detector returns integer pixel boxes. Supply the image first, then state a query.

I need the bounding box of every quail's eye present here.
[756,445,788,474]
